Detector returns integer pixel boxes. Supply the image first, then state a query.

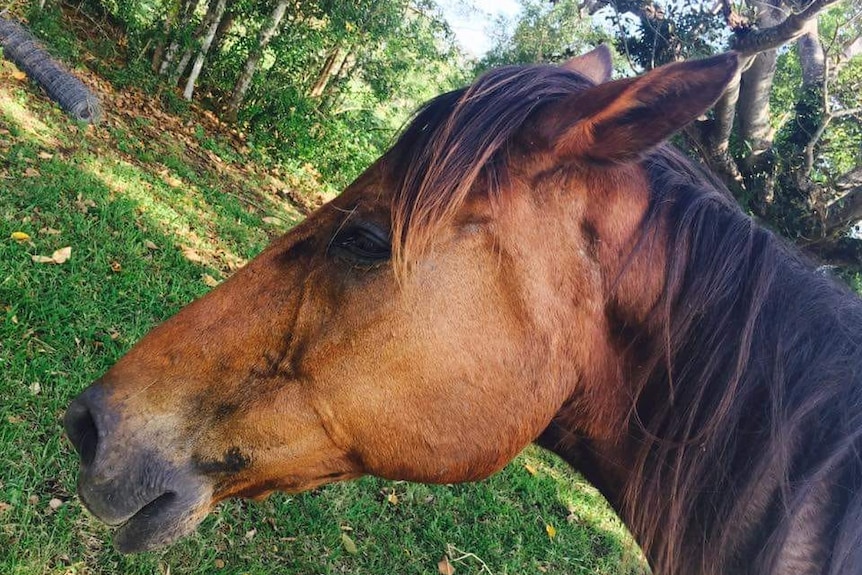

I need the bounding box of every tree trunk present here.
[183,0,228,100]
[737,0,783,157]
[225,0,291,121]
[318,49,354,111]
[210,8,235,57]
[158,0,202,76]
[309,47,343,99]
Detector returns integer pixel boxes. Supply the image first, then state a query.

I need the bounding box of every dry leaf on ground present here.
[438,556,455,575]
[52,247,72,263]
[182,247,203,263]
[33,247,72,264]
[340,532,358,555]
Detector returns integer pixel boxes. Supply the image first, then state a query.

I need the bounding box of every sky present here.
[438,0,523,57]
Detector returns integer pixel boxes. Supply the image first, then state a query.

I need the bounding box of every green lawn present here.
[0,49,645,575]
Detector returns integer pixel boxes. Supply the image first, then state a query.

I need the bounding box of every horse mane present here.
[626,149,862,574]
[388,64,862,574]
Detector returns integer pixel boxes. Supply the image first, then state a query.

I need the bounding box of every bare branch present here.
[837,166,862,190]
[731,0,842,56]
[825,184,862,234]
[799,21,828,177]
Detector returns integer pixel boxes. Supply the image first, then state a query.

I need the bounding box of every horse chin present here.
[111,490,212,553]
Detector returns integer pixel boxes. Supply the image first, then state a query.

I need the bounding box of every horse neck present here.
[539,178,862,575]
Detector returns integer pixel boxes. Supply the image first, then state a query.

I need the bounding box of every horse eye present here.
[330,222,391,264]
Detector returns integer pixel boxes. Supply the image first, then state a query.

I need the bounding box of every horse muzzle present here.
[64,383,212,552]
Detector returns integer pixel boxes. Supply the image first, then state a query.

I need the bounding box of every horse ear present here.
[551,52,739,163]
[560,44,613,84]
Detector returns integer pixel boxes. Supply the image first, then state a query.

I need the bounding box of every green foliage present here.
[477,0,607,70]
[607,0,726,71]
[24,4,82,63]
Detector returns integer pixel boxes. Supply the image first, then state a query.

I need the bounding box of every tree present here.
[225,0,291,120]
[545,0,861,266]
[477,0,605,70]
[182,0,229,100]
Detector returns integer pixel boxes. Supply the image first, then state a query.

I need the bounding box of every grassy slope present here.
[0,15,646,575]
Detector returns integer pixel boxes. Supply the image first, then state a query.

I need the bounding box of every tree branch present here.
[730,0,842,56]
[825,184,862,234]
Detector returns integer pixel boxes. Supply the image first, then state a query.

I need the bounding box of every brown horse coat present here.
[65,48,862,574]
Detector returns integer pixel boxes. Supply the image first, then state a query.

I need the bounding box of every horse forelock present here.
[388,64,592,277]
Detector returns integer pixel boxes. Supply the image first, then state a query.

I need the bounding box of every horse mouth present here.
[108,490,210,553]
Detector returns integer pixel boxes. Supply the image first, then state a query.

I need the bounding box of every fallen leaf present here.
[48,498,63,510]
[23,167,40,178]
[164,175,183,188]
[6,415,23,424]
[262,216,282,225]
[37,151,53,160]
[52,247,71,263]
[341,532,358,555]
[244,528,256,540]
[202,274,219,287]
[387,492,399,505]
[438,556,455,575]
[182,247,203,263]
[144,240,159,250]
[40,227,61,235]
[75,195,95,213]
[29,381,41,395]
[11,70,26,81]
[10,231,30,242]
[110,261,122,273]
[524,463,538,476]
[213,559,225,569]
[32,246,72,264]
[545,523,557,540]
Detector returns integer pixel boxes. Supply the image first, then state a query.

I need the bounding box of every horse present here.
[63,46,862,574]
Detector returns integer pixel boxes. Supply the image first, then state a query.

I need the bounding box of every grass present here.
[0,18,646,575]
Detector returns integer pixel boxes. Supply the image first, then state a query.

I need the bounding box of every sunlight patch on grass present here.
[83,156,248,273]
[0,86,61,149]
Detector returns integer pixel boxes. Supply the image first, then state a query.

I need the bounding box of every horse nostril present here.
[64,397,99,467]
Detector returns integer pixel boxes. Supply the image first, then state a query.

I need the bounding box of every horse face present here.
[64,49,738,552]
[63,157,602,552]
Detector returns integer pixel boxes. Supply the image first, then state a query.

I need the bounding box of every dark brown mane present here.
[389,66,862,574]
[628,149,862,574]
